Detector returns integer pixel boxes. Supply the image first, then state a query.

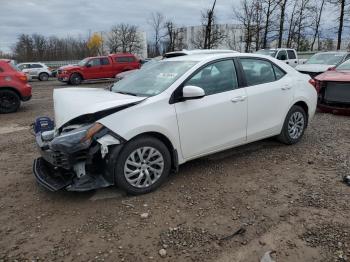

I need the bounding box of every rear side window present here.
[240,58,285,86]
[116,56,135,63]
[31,64,43,68]
[100,58,110,65]
[287,50,296,59]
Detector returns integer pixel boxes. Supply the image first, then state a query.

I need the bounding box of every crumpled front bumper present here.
[33,157,74,191]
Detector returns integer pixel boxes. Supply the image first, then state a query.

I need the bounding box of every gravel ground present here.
[0,80,349,262]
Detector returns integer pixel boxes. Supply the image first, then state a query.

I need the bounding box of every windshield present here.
[336,59,350,70]
[78,58,89,66]
[306,53,346,65]
[112,61,197,97]
[255,50,277,57]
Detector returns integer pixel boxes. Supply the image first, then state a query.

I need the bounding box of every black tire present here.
[277,105,307,145]
[0,90,21,113]
[69,73,82,85]
[110,136,171,195]
[38,72,49,81]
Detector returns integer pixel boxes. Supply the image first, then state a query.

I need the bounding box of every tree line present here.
[2,0,349,62]
[235,0,350,52]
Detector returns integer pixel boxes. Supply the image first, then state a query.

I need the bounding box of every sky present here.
[0,0,240,53]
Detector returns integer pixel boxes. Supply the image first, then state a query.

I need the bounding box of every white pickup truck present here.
[255,48,302,68]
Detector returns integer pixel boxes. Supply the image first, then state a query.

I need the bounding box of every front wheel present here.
[69,73,82,85]
[277,105,307,145]
[110,136,171,195]
[0,90,21,113]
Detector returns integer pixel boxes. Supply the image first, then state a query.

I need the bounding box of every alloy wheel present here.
[124,147,164,188]
[288,111,305,140]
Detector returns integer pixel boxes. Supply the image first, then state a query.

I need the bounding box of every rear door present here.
[287,50,298,67]
[29,64,43,77]
[100,57,114,78]
[239,57,294,141]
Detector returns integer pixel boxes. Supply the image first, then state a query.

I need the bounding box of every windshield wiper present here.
[115,91,138,97]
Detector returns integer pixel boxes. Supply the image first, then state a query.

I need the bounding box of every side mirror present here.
[327,67,336,71]
[86,64,92,68]
[182,86,205,100]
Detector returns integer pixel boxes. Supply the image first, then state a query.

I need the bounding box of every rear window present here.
[287,50,296,59]
[115,56,135,63]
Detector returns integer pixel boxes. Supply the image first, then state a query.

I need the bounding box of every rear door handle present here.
[231,96,247,103]
[281,85,292,90]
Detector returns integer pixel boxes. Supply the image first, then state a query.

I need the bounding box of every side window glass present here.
[87,59,101,67]
[277,50,287,60]
[273,65,286,80]
[287,50,296,59]
[31,64,43,68]
[100,58,110,65]
[116,57,130,63]
[241,58,276,86]
[185,60,238,96]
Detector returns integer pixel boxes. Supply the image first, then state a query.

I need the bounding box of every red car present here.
[0,59,32,113]
[57,53,141,85]
[312,60,350,115]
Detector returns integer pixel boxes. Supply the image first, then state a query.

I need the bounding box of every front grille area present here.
[324,82,350,105]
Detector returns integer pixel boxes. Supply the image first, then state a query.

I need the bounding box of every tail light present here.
[309,79,316,88]
[309,79,321,92]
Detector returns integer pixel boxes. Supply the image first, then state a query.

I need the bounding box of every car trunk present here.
[319,81,350,106]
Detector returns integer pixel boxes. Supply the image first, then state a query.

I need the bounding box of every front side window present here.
[18,64,29,70]
[277,50,287,60]
[240,58,284,86]
[87,58,101,67]
[112,61,196,97]
[185,60,238,96]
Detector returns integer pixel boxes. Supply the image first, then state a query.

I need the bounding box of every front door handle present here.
[231,96,247,103]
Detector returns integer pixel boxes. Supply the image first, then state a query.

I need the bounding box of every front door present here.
[175,59,248,160]
[84,58,101,79]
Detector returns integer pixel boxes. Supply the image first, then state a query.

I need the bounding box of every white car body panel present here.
[53,88,145,129]
[18,62,51,79]
[53,53,317,166]
[295,63,334,73]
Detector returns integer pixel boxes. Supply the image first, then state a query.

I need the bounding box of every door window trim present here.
[169,58,244,104]
[236,57,287,87]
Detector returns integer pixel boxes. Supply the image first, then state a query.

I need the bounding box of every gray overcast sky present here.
[0,0,239,52]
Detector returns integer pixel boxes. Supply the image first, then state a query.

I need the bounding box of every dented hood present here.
[54,88,145,128]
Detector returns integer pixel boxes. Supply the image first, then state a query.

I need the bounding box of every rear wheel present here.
[277,105,307,145]
[69,73,82,85]
[110,136,171,195]
[0,90,21,113]
[38,72,49,81]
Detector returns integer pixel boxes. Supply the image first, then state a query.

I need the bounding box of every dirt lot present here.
[0,80,349,262]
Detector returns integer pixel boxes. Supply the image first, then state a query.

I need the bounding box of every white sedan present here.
[33,53,317,195]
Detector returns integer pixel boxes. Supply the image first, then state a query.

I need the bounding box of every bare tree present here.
[262,0,280,48]
[148,12,165,56]
[328,0,349,50]
[277,0,288,48]
[234,0,256,52]
[310,0,326,51]
[163,20,186,52]
[192,0,226,49]
[107,24,142,54]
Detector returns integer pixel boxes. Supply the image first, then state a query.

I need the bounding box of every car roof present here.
[164,49,238,58]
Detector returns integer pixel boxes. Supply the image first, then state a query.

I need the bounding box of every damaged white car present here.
[33,53,317,195]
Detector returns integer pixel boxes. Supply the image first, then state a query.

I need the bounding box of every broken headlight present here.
[51,123,103,153]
